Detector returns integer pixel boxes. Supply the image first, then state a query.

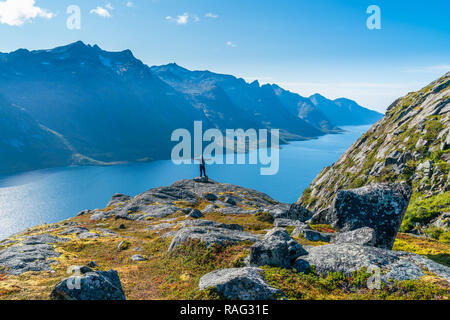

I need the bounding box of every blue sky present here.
[0,0,448,112]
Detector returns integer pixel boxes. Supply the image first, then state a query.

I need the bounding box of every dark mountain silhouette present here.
[0,41,382,175]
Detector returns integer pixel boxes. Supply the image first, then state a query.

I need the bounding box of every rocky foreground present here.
[0,177,449,300]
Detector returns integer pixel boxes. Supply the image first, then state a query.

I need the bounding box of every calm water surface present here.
[0,125,371,240]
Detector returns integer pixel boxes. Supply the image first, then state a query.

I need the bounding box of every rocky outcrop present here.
[167,220,260,251]
[294,243,450,282]
[263,203,313,221]
[0,234,68,275]
[319,183,412,249]
[50,268,126,300]
[332,227,376,246]
[87,178,280,222]
[299,72,449,235]
[248,228,307,268]
[199,267,282,300]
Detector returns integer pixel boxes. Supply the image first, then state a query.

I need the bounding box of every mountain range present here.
[0,41,382,175]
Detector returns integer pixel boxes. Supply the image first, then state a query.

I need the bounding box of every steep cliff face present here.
[299,72,449,237]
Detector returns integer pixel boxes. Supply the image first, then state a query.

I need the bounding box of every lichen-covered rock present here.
[301,229,332,242]
[0,234,68,275]
[187,208,203,219]
[299,73,449,236]
[273,218,304,227]
[168,220,260,251]
[294,243,450,282]
[203,193,218,201]
[248,228,307,268]
[199,267,282,300]
[287,204,314,221]
[332,227,376,246]
[130,254,147,262]
[50,269,126,300]
[326,183,412,249]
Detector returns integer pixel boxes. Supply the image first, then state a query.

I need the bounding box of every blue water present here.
[0,125,371,240]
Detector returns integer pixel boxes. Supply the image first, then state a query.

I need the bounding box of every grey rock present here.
[90,212,109,221]
[201,204,218,214]
[273,218,303,228]
[203,193,218,201]
[168,221,259,251]
[0,235,67,275]
[301,229,331,242]
[117,241,130,251]
[77,232,101,239]
[224,197,237,206]
[287,204,314,221]
[332,227,376,246]
[248,228,307,268]
[294,243,450,282]
[309,207,330,225]
[193,176,210,183]
[146,223,176,231]
[60,227,90,235]
[327,183,412,249]
[441,131,450,150]
[107,193,132,207]
[77,209,92,216]
[430,212,450,229]
[199,267,282,300]
[50,269,126,300]
[130,254,147,262]
[181,219,244,231]
[86,261,98,268]
[291,223,310,237]
[415,138,429,149]
[217,207,258,215]
[263,203,290,219]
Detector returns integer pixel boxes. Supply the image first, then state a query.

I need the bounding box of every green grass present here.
[400,192,450,233]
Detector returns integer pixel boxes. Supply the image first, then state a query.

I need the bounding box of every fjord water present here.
[0,125,371,240]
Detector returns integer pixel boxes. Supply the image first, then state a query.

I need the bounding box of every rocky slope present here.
[299,72,449,240]
[0,178,448,300]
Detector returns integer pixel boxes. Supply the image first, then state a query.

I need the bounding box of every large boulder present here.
[294,243,450,282]
[50,268,126,300]
[326,183,412,249]
[287,204,314,221]
[332,227,376,246]
[199,267,282,300]
[167,220,260,251]
[248,228,307,268]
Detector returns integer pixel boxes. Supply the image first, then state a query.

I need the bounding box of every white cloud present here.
[90,6,111,18]
[166,12,189,25]
[105,3,114,10]
[126,1,134,7]
[205,12,218,19]
[0,0,54,26]
[226,41,237,48]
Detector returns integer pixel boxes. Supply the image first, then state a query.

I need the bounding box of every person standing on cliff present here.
[193,155,211,177]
